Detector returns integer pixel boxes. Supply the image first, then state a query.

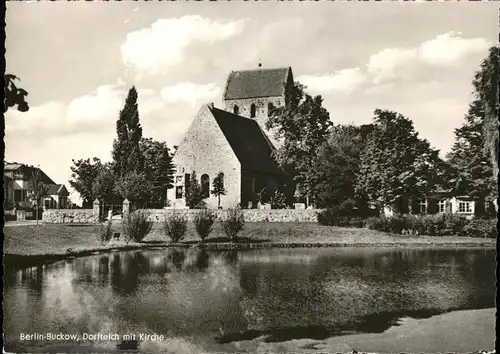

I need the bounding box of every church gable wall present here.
[167,105,241,209]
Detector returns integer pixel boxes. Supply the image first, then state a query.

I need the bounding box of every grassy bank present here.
[4,222,495,257]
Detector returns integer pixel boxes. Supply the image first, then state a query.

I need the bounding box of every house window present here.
[45,199,50,209]
[185,173,191,191]
[175,186,183,199]
[201,174,210,198]
[250,103,256,118]
[233,105,239,115]
[418,199,427,214]
[438,200,446,213]
[14,190,22,202]
[458,201,472,213]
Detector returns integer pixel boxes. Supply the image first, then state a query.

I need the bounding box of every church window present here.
[233,105,239,115]
[268,103,275,115]
[201,174,210,198]
[176,186,183,199]
[250,103,256,118]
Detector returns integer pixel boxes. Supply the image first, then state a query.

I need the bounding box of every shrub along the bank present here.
[366,213,496,238]
[123,210,153,243]
[222,208,245,242]
[164,211,188,243]
[193,209,216,241]
[98,220,113,245]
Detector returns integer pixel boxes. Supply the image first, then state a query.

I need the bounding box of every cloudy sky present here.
[5,1,497,203]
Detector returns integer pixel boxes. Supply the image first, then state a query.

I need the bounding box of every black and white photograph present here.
[3,1,498,353]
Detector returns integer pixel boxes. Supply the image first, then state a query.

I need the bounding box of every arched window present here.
[250,103,256,118]
[233,105,239,115]
[201,174,210,198]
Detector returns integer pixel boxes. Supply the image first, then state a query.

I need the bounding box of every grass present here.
[3,222,496,258]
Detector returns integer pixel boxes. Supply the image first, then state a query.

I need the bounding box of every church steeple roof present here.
[223,67,293,100]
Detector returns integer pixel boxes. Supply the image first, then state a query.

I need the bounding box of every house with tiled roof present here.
[3,162,70,213]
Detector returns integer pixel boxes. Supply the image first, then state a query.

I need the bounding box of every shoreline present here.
[4,239,496,269]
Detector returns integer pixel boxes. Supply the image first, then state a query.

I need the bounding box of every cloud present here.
[366,32,489,83]
[121,16,246,76]
[297,68,367,95]
[160,83,221,107]
[66,84,127,124]
[418,31,489,66]
[367,48,417,83]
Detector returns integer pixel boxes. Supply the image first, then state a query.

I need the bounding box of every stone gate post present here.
[123,198,130,219]
[93,199,100,223]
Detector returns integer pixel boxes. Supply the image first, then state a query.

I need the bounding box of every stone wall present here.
[42,209,98,224]
[138,208,321,223]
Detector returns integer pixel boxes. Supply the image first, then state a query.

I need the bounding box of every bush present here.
[97,220,113,245]
[270,190,288,209]
[365,213,494,237]
[462,219,497,238]
[222,208,245,241]
[164,211,188,243]
[123,210,153,243]
[317,200,365,227]
[193,209,216,241]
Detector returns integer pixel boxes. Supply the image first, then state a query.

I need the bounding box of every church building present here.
[166,67,294,209]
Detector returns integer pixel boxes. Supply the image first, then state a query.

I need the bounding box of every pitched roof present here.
[3,162,55,184]
[223,67,292,100]
[210,107,285,176]
[47,184,69,196]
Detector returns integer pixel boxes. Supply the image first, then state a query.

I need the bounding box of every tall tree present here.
[473,46,499,186]
[447,99,496,213]
[4,74,29,112]
[266,82,332,206]
[140,137,175,207]
[211,172,226,209]
[112,86,144,178]
[92,163,117,206]
[313,124,373,210]
[69,157,103,207]
[355,109,446,214]
[113,170,152,209]
[27,168,49,225]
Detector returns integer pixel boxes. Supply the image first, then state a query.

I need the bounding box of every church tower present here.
[222,66,294,149]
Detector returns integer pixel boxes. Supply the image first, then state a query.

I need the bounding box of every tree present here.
[355,109,446,214]
[211,172,226,209]
[140,137,175,207]
[92,163,116,206]
[5,74,29,112]
[266,82,332,206]
[472,46,499,186]
[69,157,103,208]
[27,168,49,225]
[447,99,496,214]
[313,124,372,210]
[185,171,204,208]
[112,86,144,177]
[113,170,152,209]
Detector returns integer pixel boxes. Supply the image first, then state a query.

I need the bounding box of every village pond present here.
[3,247,495,352]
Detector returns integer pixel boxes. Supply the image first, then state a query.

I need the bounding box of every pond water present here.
[3,247,496,352]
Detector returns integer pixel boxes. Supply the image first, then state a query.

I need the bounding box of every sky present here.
[5,1,497,204]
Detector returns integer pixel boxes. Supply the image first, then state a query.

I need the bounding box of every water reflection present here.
[3,247,496,352]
